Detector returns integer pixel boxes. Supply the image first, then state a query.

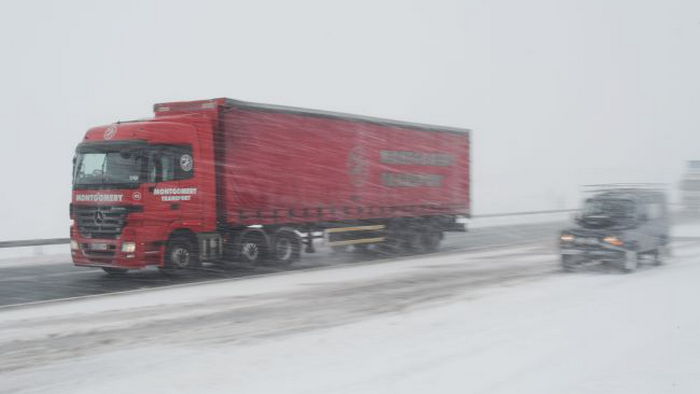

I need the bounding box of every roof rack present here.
[582,183,667,194]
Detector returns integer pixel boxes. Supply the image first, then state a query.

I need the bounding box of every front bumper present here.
[71,238,161,269]
[560,245,626,261]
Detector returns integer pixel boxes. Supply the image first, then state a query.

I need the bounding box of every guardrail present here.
[0,238,71,249]
[471,209,577,218]
[0,208,577,249]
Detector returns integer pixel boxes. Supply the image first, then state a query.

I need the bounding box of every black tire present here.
[272,231,301,265]
[102,267,128,275]
[652,246,667,266]
[621,250,639,273]
[401,230,425,254]
[331,245,351,253]
[561,255,578,272]
[165,236,200,270]
[420,229,442,252]
[353,244,371,254]
[238,233,268,265]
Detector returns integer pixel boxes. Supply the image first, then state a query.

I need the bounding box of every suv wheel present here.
[561,255,579,272]
[653,246,668,266]
[622,250,639,273]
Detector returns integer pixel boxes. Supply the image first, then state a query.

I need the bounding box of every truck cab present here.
[559,186,670,272]
[70,106,220,274]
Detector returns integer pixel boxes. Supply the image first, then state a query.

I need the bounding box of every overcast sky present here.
[1,0,699,239]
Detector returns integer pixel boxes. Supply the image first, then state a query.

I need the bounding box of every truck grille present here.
[74,205,129,239]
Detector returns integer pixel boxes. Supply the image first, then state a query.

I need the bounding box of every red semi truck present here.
[70,98,470,274]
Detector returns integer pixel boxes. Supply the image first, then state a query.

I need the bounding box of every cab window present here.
[146,145,194,183]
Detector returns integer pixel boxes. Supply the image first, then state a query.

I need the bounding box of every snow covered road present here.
[0,221,565,306]
[1,232,700,393]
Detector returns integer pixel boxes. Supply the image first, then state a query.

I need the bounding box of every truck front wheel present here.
[165,236,200,270]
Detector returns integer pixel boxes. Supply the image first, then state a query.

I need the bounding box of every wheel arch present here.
[233,228,272,253]
[163,228,200,269]
[168,228,198,245]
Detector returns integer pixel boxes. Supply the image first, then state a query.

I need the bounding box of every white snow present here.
[469,211,572,228]
[0,246,69,268]
[1,241,700,393]
[672,223,700,238]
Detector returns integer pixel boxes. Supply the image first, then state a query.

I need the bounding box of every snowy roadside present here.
[469,211,571,228]
[0,246,69,269]
[0,214,571,269]
[2,239,700,393]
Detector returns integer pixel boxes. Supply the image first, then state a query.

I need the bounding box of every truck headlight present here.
[603,236,624,247]
[70,240,79,250]
[560,234,575,242]
[122,242,136,253]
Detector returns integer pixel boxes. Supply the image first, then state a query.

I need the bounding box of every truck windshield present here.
[74,149,145,189]
[73,142,193,189]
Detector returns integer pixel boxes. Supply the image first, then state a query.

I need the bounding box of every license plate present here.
[561,249,583,255]
[90,243,108,251]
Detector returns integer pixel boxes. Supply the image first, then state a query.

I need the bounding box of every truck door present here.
[142,145,199,228]
[164,145,201,224]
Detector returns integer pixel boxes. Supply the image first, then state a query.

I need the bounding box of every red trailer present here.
[70,98,470,274]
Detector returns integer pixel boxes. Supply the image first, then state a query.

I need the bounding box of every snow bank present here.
[2,242,700,393]
[0,245,68,268]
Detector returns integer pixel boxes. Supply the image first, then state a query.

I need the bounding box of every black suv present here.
[559,186,670,272]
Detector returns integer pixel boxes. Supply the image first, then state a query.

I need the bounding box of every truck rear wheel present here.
[272,231,301,265]
[165,236,200,270]
[238,233,267,265]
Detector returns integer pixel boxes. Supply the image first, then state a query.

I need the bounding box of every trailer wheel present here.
[102,267,128,275]
[238,233,267,265]
[420,229,442,252]
[273,231,301,265]
[403,230,425,253]
[165,236,200,270]
[331,245,351,253]
[353,244,371,254]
